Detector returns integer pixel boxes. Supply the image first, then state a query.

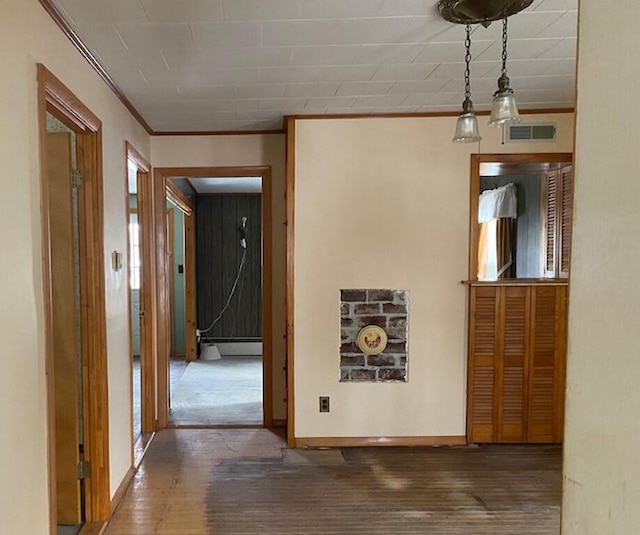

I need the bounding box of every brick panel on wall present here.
[340,289,409,382]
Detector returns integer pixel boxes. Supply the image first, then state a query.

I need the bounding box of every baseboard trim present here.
[110,466,136,515]
[271,419,287,428]
[294,435,467,448]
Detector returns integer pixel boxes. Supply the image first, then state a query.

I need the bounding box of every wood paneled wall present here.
[480,174,542,278]
[196,195,262,339]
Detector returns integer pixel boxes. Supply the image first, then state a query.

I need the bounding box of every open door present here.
[47,131,83,526]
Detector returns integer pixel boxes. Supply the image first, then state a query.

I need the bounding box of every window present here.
[129,213,140,290]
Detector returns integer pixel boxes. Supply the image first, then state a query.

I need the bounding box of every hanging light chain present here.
[464,23,472,100]
[501,18,508,76]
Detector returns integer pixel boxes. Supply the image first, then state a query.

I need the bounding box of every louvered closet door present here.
[528,286,567,443]
[468,287,499,443]
[543,171,559,278]
[498,287,530,443]
[559,165,573,278]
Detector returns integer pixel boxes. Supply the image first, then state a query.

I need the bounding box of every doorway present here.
[153,167,273,429]
[38,65,110,533]
[125,143,154,466]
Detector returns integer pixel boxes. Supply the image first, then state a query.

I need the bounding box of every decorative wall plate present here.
[357,325,388,355]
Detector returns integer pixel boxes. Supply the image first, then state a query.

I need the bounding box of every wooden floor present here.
[106,429,562,535]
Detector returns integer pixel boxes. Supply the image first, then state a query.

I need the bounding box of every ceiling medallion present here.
[437,0,534,27]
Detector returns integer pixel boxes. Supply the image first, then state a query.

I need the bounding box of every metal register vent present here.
[507,123,557,143]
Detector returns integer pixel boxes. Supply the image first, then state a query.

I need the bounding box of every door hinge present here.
[71,168,84,189]
[77,460,91,480]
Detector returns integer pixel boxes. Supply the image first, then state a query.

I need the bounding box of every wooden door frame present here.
[153,167,273,428]
[38,64,110,531]
[124,142,155,451]
[468,153,574,281]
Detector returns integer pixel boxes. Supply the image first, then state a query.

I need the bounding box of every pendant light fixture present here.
[453,24,481,143]
[488,18,521,126]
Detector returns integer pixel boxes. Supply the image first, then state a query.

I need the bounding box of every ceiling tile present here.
[402,92,460,106]
[475,38,564,61]
[178,85,235,100]
[300,0,383,19]
[314,65,378,82]
[534,0,578,11]
[290,45,359,66]
[371,63,439,81]
[75,24,127,50]
[116,23,193,49]
[427,61,498,79]
[388,79,449,94]
[108,68,149,87]
[201,68,261,85]
[210,99,260,112]
[95,49,168,70]
[259,67,319,83]
[399,17,460,44]
[55,0,149,23]
[190,22,262,48]
[285,83,339,97]
[352,95,407,108]
[141,67,205,85]
[336,81,394,96]
[306,96,357,108]
[377,0,438,17]
[354,44,425,64]
[535,11,578,39]
[263,18,411,46]
[223,0,304,21]
[258,97,308,110]
[471,11,565,40]
[234,84,287,99]
[414,40,494,63]
[537,38,577,59]
[163,48,293,69]
[141,0,224,22]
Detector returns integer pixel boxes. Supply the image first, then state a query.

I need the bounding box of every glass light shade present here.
[489,91,521,127]
[453,112,482,143]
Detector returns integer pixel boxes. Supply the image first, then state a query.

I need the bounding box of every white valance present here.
[478,183,517,223]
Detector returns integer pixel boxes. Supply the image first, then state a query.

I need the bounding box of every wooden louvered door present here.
[498,287,530,443]
[467,286,499,442]
[542,171,559,278]
[542,166,573,278]
[528,285,567,443]
[558,165,573,278]
[468,284,567,444]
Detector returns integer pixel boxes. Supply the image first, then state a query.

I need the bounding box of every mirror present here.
[471,155,573,281]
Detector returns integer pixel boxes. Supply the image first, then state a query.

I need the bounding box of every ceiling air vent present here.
[506,123,557,143]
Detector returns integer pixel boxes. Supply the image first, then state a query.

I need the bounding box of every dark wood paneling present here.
[481,174,542,278]
[196,195,262,339]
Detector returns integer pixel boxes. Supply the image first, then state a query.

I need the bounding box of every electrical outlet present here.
[319,396,330,413]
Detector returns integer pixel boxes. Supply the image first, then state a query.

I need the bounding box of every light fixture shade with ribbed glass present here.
[489,90,521,127]
[453,111,482,143]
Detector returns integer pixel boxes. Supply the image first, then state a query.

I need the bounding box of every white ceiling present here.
[188,177,262,194]
[51,0,578,133]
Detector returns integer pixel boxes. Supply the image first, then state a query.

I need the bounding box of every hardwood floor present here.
[106,429,562,534]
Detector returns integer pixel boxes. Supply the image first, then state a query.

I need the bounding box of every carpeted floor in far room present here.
[169,357,262,425]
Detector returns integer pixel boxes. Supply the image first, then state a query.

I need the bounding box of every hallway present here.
[105,429,561,535]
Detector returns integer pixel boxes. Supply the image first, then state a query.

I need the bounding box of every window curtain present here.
[477,184,517,280]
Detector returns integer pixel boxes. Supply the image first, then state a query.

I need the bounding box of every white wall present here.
[562,1,640,532]
[151,134,287,420]
[0,0,149,531]
[293,113,573,439]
